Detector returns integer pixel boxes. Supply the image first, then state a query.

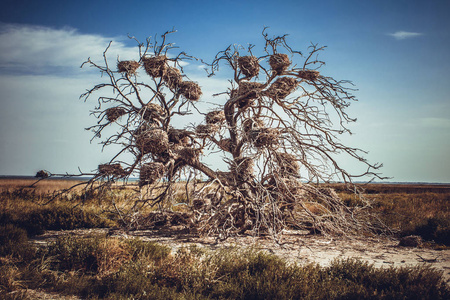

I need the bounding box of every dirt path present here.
[32,228,450,284]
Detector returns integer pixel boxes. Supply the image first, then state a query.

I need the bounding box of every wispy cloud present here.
[388,31,423,40]
[0,24,137,75]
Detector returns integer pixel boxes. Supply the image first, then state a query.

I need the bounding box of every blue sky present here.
[0,0,449,182]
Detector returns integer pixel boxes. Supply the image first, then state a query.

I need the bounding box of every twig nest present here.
[265,77,298,100]
[275,152,300,174]
[117,60,140,75]
[172,145,202,163]
[269,53,291,75]
[238,56,260,78]
[242,118,264,133]
[237,81,264,108]
[298,69,320,81]
[195,124,219,137]
[205,110,226,124]
[168,128,191,145]
[98,163,127,177]
[142,56,167,78]
[162,66,183,89]
[141,103,165,123]
[231,157,254,182]
[135,128,169,155]
[35,170,49,178]
[248,128,280,148]
[218,138,232,152]
[106,107,126,122]
[139,162,165,186]
[179,81,202,101]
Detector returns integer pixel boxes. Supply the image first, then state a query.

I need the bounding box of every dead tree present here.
[78,29,384,238]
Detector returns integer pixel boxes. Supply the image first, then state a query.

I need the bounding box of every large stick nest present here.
[269,53,291,75]
[265,77,298,100]
[117,60,141,75]
[98,163,127,177]
[243,118,264,133]
[236,82,264,108]
[105,107,127,122]
[179,81,202,101]
[196,124,219,137]
[238,56,260,78]
[162,66,183,89]
[168,128,192,146]
[139,162,165,186]
[142,56,167,78]
[247,128,280,148]
[298,69,320,81]
[141,103,165,123]
[35,170,49,178]
[172,145,202,164]
[205,110,226,125]
[134,128,169,155]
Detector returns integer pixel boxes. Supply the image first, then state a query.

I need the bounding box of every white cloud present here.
[0,24,138,74]
[388,31,423,40]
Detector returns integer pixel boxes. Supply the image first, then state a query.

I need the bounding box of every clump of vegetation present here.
[0,235,448,299]
[349,184,450,247]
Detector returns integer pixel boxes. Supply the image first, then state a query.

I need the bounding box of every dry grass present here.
[0,178,85,194]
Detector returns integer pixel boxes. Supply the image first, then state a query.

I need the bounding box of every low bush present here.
[407,217,450,246]
[0,224,35,260]
[1,235,449,299]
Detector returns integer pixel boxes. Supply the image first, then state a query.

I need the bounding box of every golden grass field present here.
[1,178,449,299]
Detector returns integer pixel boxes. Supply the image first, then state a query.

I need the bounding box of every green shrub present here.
[47,235,103,272]
[21,206,115,236]
[124,238,171,261]
[411,217,450,245]
[0,224,34,260]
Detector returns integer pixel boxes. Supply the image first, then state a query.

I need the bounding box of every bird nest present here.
[269,53,291,75]
[298,69,320,81]
[238,56,260,78]
[117,60,141,75]
[168,128,191,145]
[196,124,219,137]
[142,56,167,78]
[275,152,300,175]
[230,157,254,182]
[35,170,49,178]
[139,162,165,186]
[134,128,169,155]
[265,77,298,100]
[205,110,226,124]
[98,163,127,177]
[141,103,165,123]
[106,107,126,122]
[173,145,202,164]
[236,81,264,108]
[179,81,202,101]
[162,66,183,89]
[247,128,280,148]
[242,118,264,133]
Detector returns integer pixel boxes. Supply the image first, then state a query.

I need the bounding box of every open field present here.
[1,178,449,299]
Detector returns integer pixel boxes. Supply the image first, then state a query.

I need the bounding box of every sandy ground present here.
[32,228,450,284]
